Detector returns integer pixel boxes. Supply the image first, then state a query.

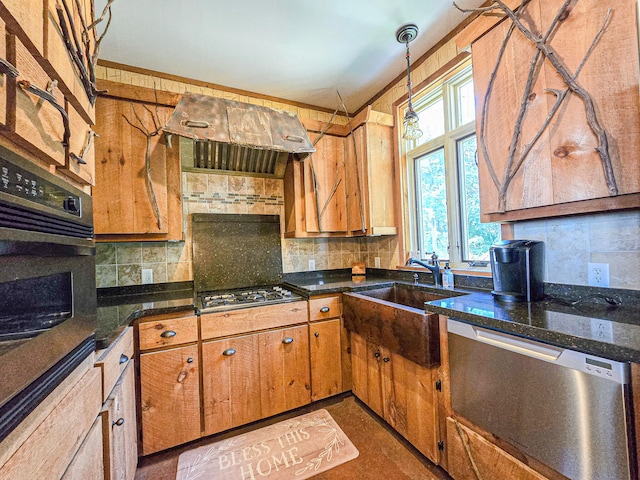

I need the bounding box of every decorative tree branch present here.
[454,0,617,211]
[121,90,166,231]
[18,80,71,148]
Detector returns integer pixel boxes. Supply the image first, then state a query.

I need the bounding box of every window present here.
[405,64,500,266]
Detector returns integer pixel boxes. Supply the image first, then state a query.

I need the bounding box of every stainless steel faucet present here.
[406,254,441,287]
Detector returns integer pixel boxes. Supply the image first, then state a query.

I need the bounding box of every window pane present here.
[457,80,475,126]
[416,148,449,259]
[415,97,444,145]
[458,135,500,261]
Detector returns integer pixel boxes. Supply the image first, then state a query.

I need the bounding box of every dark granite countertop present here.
[96,282,196,349]
[284,270,640,363]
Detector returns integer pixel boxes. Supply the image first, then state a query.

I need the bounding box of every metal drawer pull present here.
[160,330,177,338]
[112,418,125,427]
[222,348,236,356]
[282,337,294,344]
[182,119,210,128]
[314,332,319,338]
[320,306,330,313]
[383,357,390,363]
[187,357,194,363]
[119,354,129,364]
[285,134,304,143]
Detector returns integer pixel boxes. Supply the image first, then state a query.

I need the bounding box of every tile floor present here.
[135,394,451,480]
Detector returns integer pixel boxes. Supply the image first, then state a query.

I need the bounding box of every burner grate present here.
[199,285,300,312]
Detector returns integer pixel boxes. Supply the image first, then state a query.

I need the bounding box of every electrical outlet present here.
[374,257,381,268]
[142,268,153,284]
[587,262,610,287]
[590,318,614,342]
[308,259,316,271]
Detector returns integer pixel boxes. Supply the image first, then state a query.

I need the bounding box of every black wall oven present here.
[0,145,96,442]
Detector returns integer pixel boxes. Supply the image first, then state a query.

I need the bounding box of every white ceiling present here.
[95,0,483,112]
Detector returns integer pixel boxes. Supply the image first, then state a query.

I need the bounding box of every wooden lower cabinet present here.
[351,332,440,463]
[446,417,549,480]
[259,325,310,417]
[202,325,311,435]
[102,363,137,480]
[310,318,343,401]
[61,417,104,480]
[139,344,201,455]
[202,334,262,436]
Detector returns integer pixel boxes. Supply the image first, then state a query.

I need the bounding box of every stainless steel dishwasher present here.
[447,318,633,480]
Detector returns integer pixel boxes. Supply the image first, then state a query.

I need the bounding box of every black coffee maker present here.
[490,240,544,302]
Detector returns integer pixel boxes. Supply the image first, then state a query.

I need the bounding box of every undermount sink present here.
[342,283,464,367]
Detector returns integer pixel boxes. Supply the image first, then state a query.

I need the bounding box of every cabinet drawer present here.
[138,315,198,351]
[95,327,134,403]
[5,34,66,166]
[201,301,307,340]
[308,295,342,321]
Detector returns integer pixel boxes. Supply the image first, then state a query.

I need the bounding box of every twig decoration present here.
[454,0,617,211]
[18,80,70,148]
[121,88,166,230]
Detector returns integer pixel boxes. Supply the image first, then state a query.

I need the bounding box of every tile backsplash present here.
[96,171,400,288]
[513,210,640,290]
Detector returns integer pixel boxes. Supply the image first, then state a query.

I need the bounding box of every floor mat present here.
[176,408,359,480]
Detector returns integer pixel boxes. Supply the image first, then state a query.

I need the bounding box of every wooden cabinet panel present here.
[0,0,44,55]
[0,366,101,480]
[61,417,104,480]
[138,315,198,351]
[0,19,7,127]
[309,319,342,401]
[259,325,310,418]
[93,95,171,235]
[202,334,262,436]
[201,301,307,340]
[5,34,66,166]
[102,362,137,480]
[473,0,640,220]
[345,109,396,235]
[139,345,200,455]
[60,100,95,185]
[303,133,347,233]
[350,332,440,464]
[446,417,548,480]
[308,294,342,321]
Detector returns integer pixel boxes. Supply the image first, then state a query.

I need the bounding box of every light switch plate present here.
[308,259,316,271]
[142,268,153,284]
[374,257,381,268]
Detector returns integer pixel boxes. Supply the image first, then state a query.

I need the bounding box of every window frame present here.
[399,60,494,270]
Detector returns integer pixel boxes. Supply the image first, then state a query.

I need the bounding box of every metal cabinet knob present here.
[112,418,125,427]
[374,351,381,358]
[160,330,176,338]
[282,337,294,344]
[222,348,236,356]
[314,332,319,338]
[383,357,390,363]
[119,354,129,364]
[320,306,330,313]
[187,357,194,363]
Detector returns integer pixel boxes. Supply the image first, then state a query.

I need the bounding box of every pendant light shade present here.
[396,23,423,141]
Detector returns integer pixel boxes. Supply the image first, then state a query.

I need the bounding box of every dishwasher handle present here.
[447,318,629,384]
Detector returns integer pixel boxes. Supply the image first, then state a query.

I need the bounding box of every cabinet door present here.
[61,417,104,480]
[350,333,384,418]
[303,133,347,233]
[93,95,176,236]
[310,319,342,401]
[202,334,262,436]
[108,362,137,480]
[139,344,200,455]
[384,352,439,463]
[473,0,640,220]
[259,325,310,417]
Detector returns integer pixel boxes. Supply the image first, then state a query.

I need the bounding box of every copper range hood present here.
[164,92,315,178]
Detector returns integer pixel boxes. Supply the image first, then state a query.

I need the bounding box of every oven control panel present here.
[0,157,82,217]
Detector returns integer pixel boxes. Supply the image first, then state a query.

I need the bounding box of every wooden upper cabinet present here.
[345,108,396,235]
[303,133,348,233]
[93,84,183,241]
[284,108,396,237]
[472,0,640,222]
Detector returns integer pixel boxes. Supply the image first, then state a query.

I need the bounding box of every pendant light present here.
[396,23,423,140]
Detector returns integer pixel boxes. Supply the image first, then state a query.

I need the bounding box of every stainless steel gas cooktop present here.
[198,285,302,313]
